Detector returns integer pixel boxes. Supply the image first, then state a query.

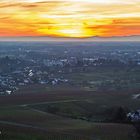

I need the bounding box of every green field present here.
[29,90,140,122]
[0,88,139,140]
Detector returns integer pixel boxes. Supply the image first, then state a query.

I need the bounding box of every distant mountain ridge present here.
[0,35,140,42]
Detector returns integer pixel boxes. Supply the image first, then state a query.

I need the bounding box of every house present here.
[127,110,140,122]
[6,90,12,95]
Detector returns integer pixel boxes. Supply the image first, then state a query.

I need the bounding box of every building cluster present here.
[0,66,68,95]
[127,110,140,122]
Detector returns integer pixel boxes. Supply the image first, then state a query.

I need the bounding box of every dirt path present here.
[20,99,83,107]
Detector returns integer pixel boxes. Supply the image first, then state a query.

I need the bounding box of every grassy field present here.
[29,90,140,121]
[0,89,139,140]
[0,123,90,140]
[0,123,136,140]
[60,67,140,90]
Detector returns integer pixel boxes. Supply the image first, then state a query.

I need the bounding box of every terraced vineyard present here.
[0,90,139,140]
[0,122,135,140]
[1,130,91,140]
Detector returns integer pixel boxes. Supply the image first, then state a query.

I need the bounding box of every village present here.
[0,42,140,95]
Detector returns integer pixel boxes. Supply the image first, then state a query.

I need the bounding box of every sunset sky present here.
[0,0,140,38]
